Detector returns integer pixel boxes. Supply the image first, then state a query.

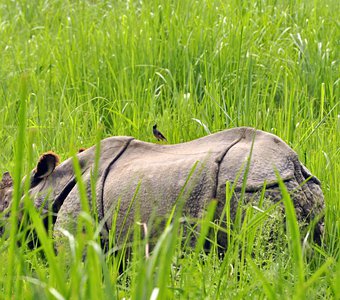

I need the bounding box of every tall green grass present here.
[0,0,339,298]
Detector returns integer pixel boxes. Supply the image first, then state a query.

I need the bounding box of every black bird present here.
[153,124,167,142]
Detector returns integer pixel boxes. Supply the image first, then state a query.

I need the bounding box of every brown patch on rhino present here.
[78,148,87,153]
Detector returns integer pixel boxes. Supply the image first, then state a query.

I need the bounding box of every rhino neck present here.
[96,138,134,233]
[51,177,78,215]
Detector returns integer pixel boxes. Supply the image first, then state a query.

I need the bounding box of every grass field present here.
[0,0,339,299]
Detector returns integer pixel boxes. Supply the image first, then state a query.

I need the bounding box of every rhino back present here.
[101,129,246,240]
[49,128,324,246]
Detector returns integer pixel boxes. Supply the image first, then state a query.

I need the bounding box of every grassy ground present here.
[0,0,339,299]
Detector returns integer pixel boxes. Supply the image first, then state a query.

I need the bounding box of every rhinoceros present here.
[0,127,324,249]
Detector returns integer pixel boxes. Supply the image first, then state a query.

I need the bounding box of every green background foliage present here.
[0,0,339,298]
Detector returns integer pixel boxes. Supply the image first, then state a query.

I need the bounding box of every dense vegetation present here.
[0,0,339,298]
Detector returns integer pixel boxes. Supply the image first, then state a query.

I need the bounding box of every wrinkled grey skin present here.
[0,127,324,249]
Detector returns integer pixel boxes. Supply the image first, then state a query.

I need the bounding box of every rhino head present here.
[0,152,60,236]
[0,127,325,249]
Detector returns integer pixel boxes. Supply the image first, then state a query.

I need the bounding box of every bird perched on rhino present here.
[153,124,167,142]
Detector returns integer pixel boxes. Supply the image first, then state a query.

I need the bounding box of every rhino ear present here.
[34,151,60,179]
[1,172,13,188]
[78,147,86,153]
